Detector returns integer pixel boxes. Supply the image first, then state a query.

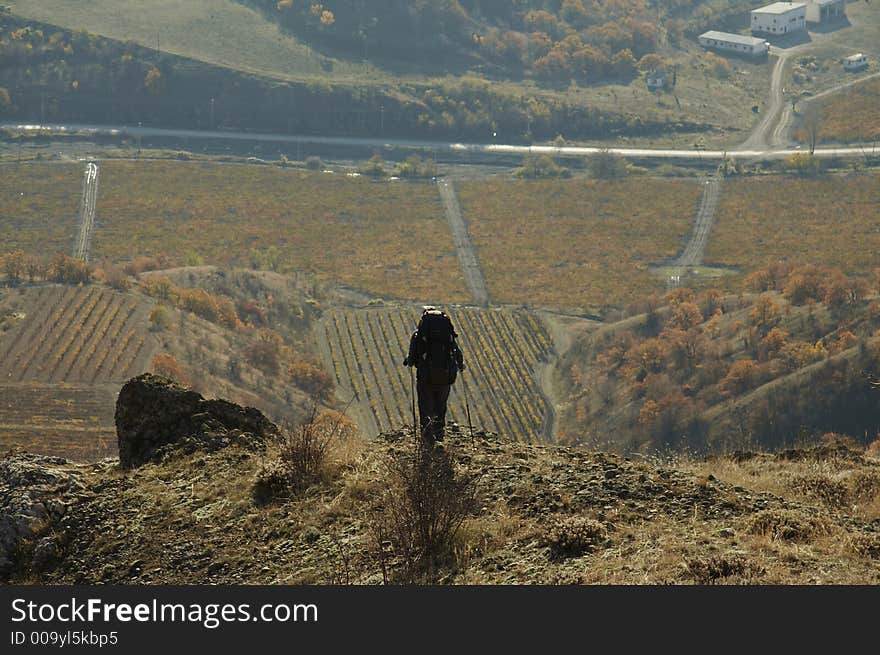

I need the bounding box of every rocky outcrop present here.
[0,453,83,580]
[115,374,278,469]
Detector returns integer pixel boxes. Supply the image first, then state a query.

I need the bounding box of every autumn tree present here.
[48,253,92,284]
[668,301,703,331]
[247,329,284,376]
[783,265,826,305]
[2,250,25,284]
[152,353,190,386]
[144,65,165,95]
[759,327,788,361]
[720,359,759,396]
[749,294,781,333]
[636,53,663,72]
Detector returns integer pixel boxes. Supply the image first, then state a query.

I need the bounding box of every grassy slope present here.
[705,173,880,275]
[457,177,701,310]
[21,432,880,585]
[5,0,383,84]
[0,163,80,255]
[92,161,468,303]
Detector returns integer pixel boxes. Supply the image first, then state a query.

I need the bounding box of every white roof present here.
[845,53,866,61]
[753,2,806,14]
[699,31,767,47]
[810,0,841,6]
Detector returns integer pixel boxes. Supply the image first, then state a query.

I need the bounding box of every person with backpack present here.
[403,307,465,446]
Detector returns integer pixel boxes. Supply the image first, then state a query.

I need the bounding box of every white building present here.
[751,2,807,36]
[843,53,868,71]
[698,31,770,57]
[806,0,846,23]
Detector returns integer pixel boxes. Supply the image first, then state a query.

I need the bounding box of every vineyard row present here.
[321,306,555,443]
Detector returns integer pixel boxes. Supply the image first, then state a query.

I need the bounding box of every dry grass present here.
[0,163,81,255]
[6,0,382,85]
[457,177,701,310]
[705,174,880,278]
[809,78,880,145]
[681,452,880,522]
[92,161,468,302]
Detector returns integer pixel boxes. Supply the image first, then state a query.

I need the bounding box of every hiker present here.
[403,307,465,446]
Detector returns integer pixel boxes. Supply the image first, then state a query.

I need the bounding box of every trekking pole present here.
[462,376,474,445]
[410,365,418,443]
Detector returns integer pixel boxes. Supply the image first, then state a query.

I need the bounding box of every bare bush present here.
[369,442,479,582]
[541,515,608,559]
[252,404,356,504]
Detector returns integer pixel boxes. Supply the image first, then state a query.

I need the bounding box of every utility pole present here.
[210,97,215,127]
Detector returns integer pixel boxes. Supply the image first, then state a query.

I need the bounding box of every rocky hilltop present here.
[2,376,880,584]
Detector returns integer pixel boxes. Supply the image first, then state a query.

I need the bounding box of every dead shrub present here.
[684,554,765,584]
[541,515,608,560]
[747,509,832,542]
[252,404,356,504]
[787,474,849,508]
[368,442,479,583]
[846,533,880,559]
[847,470,880,504]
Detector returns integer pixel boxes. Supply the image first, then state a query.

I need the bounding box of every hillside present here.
[557,265,880,454]
[0,263,332,459]
[3,376,879,585]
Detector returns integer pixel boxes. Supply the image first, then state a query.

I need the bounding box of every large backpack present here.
[416,310,458,385]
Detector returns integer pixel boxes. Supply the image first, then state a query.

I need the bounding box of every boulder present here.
[0,453,80,580]
[115,374,278,469]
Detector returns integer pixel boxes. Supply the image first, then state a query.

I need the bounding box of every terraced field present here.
[320,306,555,443]
[0,285,157,460]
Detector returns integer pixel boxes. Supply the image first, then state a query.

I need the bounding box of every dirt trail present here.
[667,177,722,282]
[72,161,98,263]
[437,179,490,307]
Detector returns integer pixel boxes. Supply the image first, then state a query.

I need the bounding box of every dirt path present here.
[667,177,722,279]
[437,179,490,307]
[72,161,98,263]
[738,53,792,151]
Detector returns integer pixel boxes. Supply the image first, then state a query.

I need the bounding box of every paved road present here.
[437,179,490,306]
[73,161,98,263]
[4,121,878,161]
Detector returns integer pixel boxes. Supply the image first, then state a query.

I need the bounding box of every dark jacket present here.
[404,329,464,383]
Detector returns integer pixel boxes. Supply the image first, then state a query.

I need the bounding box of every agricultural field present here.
[93,162,468,303]
[320,305,555,443]
[809,77,880,145]
[457,178,702,310]
[0,285,156,384]
[0,284,156,459]
[0,384,117,460]
[704,173,880,276]
[0,163,81,255]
